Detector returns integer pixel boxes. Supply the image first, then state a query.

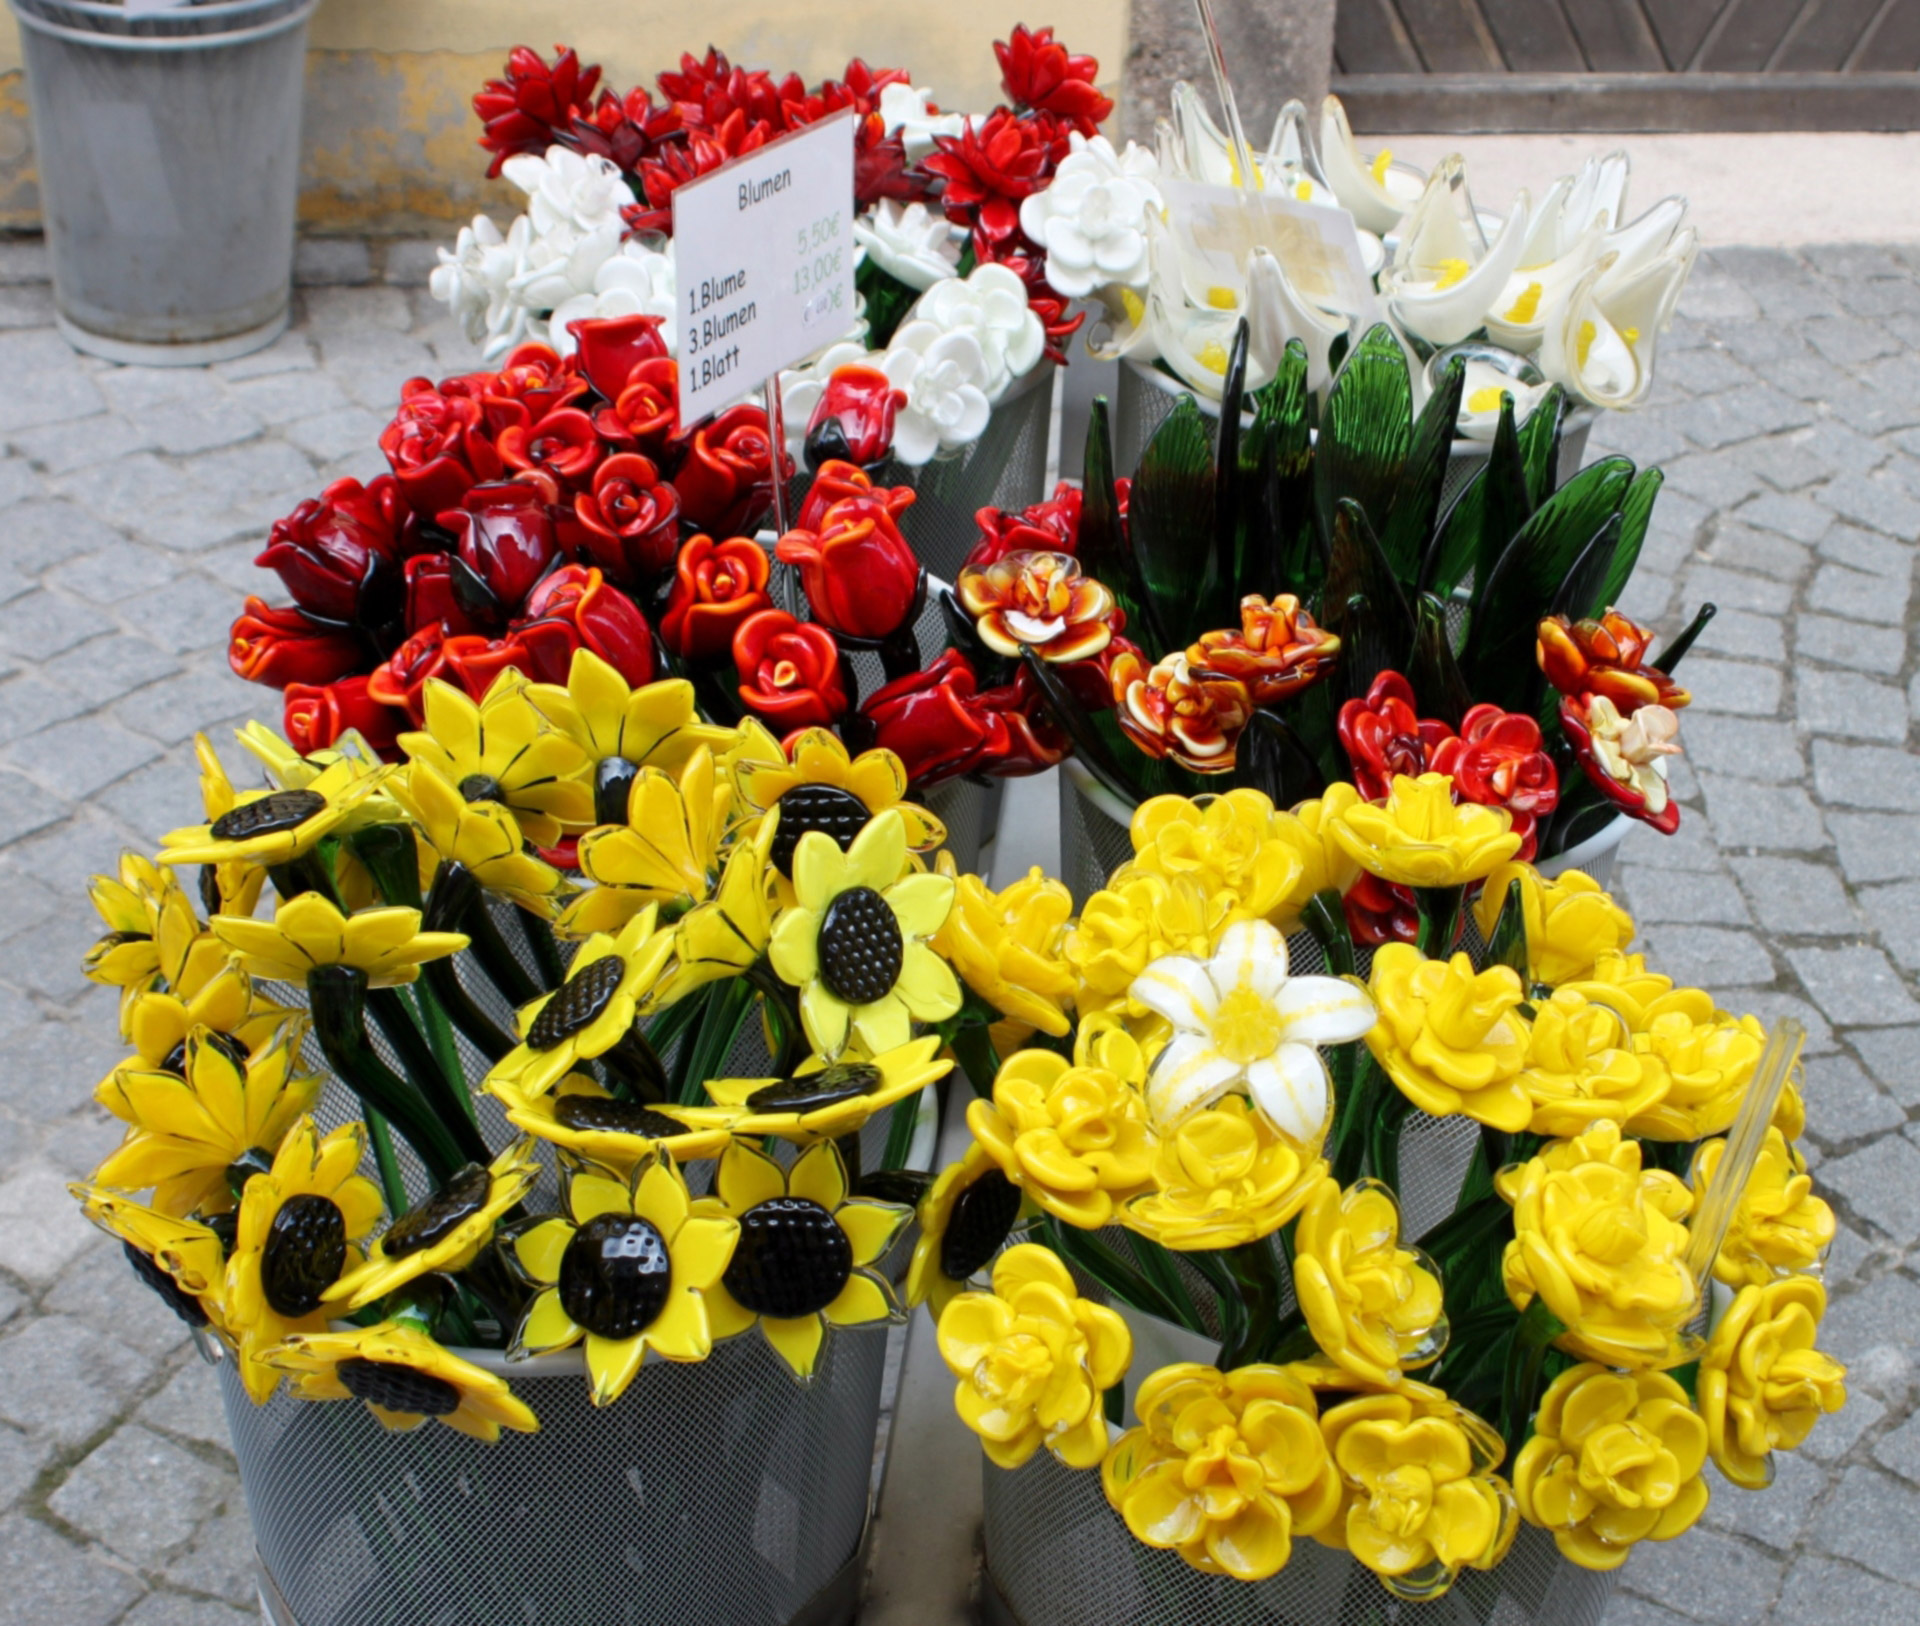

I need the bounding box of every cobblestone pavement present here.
[0,236,1916,1624]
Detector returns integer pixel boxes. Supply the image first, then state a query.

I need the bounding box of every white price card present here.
[1160,176,1380,324]
[672,109,858,427]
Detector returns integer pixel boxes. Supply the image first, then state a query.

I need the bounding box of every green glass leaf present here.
[1264,340,1320,599]
[1485,878,1530,983]
[1313,324,1412,561]
[1318,498,1416,703]
[1381,356,1465,588]
[1078,396,1158,648]
[1517,384,1568,506]
[1020,650,1149,807]
[1551,514,1624,627]
[1598,466,1663,614]
[1422,392,1530,602]
[1131,394,1221,643]
[1408,592,1475,730]
[1213,319,1251,608]
[1234,709,1327,806]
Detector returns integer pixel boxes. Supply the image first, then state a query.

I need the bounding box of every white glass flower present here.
[431,215,518,346]
[1318,95,1425,235]
[878,81,966,163]
[779,339,884,461]
[1382,160,1532,349]
[880,323,993,464]
[1455,357,1549,441]
[852,199,960,292]
[501,146,630,239]
[903,262,1044,404]
[1130,919,1377,1140]
[1538,230,1696,410]
[546,237,679,358]
[1018,133,1162,300]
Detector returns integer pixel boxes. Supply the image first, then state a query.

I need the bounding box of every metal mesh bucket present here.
[981,1448,1614,1626]
[216,1321,886,1626]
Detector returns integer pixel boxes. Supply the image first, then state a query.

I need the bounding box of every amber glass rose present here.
[1537,610,1690,712]
[1111,648,1253,774]
[957,550,1114,663]
[1189,595,1340,706]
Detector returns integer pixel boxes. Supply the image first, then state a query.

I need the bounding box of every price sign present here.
[1160,176,1380,324]
[672,109,857,427]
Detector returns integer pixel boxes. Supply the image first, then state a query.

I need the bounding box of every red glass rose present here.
[228,598,363,690]
[573,453,681,583]
[803,365,903,469]
[774,492,921,641]
[1429,704,1560,862]
[402,553,483,638]
[496,404,603,488]
[569,314,670,402]
[367,624,452,727]
[256,476,409,626]
[795,459,903,532]
[660,535,772,660]
[1344,873,1421,949]
[592,357,680,454]
[965,481,1084,570]
[479,342,586,432]
[284,675,404,758]
[969,665,1068,777]
[925,109,1061,237]
[1336,671,1454,802]
[733,608,848,730]
[473,45,601,177]
[439,483,559,615]
[995,25,1113,135]
[674,403,789,537]
[380,379,504,518]
[862,648,995,787]
[445,565,654,695]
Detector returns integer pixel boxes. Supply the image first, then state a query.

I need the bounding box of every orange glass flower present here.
[956,550,1115,663]
[1111,648,1253,775]
[1537,611,1690,713]
[1189,595,1341,706]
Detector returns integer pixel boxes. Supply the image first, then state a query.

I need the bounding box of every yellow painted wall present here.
[0,0,1128,233]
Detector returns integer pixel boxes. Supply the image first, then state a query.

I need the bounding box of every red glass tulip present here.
[660,535,772,660]
[674,402,790,537]
[775,491,921,642]
[256,476,409,627]
[568,314,670,402]
[439,483,559,614]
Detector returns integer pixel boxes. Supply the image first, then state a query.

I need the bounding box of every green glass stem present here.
[1330,1053,1387,1187]
[880,1086,925,1172]
[949,1022,1001,1099]
[744,959,809,1074]
[675,976,756,1106]
[1220,1239,1291,1367]
[420,863,518,1061]
[1043,1218,1185,1325]
[1502,1296,1565,1464]
[269,849,344,909]
[1301,889,1357,977]
[349,823,423,908]
[518,905,569,989]
[835,1130,863,1190]
[364,1109,408,1218]
[364,986,489,1162]
[1126,1234,1207,1338]
[1365,1089,1414,1192]
[1414,884,1466,958]
[600,1023,669,1104]
[449,869,542,1008]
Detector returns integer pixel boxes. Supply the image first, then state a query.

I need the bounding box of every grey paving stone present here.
[125,574,246,657]
[1617,1524,1780,1625]
[42,1244,193,1360]
[1679,387,1815,452]
[1808,562,1911,625]
[1788,944,1920,1027]
[1824,1218,1877,1283]
[1828,812,1920,884]
[1860,883,1920,972]
[1641,488,1710,574]
[212,330,316,380]
[1637,923,1775,987]
[1771,1555,1920,1626]
[0,1316,152,1447]
[1820,476,1920,541]
[1694,604,1785,662]
[1677,259,1762,321]
[1621,866,1752,926]
[227,367,350,426]
[1795,613,1907,675]
[293,237,372,286]
[1659,342,1759,396]
[1701,521,1811,581]
[4,713,160,802]
[1814,741,1920,812]
[1699,773,1830,850]
[0,1163,97,1284]
[1822,1136,1920,1242]
[0,334,106,434]
[281,405,385,463]
[1619,813,1730,872]
[1678,716,1803,781]
[1700,1452,1829,1553]
[1679,563,1796,616]
[136,1363,230,1451]
[1799,1385,1885,1461]
[161,1503,253,1607]
[1847,1027,1920,1106]
[49,1424,231,1564]
[1817,522,1913,581]
[113,664,255,748]
[0,767,70,846]
[1731,857,1860,936]
[1721,987,1838,1055]
[0,1424,52,1509]
[39,635,181,709]
[1804,1465,1920,1588]
[119,1594,256,1626]
[1799,1054,1905,1144]
[0,675,92,746]
[0,590,107,662]
[1799,669,1910,743]
[0,1514,142,1626]
[1678,656,1782,716]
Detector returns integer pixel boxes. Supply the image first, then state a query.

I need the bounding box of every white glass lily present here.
[1018,133,1162,301]
[1454,357,1550,441]
[878,81,965,163]
[777,340,882,462]
[1131,919,1377,1140]
[431,215,526,349]
[879,323,992,464]
[1383,160,1532,348]
[546,237,678,358]
[1318,95,1425,235]
[851,199,960,292]
[902,262,1044,403]
[1539,230,1697,410]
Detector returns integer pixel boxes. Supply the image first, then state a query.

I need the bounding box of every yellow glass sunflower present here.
[526,649,737,775]
[905,1141,1027,1316]
[393,758,569,916]
[223,1117,385,1402]
[507,1155,740,1405]
[661,818,778,1000]
[325,1140,540,1311]
[71,1182,228,1332]
[732,722,946,859]
[666,1034,950,1145]
[694,1139,908,1380]
[180,735,275,915]
[400,672,594,849]
[94,1029,321,1216]
[266,1321,539,1442]
[83,853,184,990]
[159,752,394,870]
[485,906,677,1099]
[496,1073,732,1173]
[768,811,960,1056]
[558,747,732,937]
[210,893,468,989]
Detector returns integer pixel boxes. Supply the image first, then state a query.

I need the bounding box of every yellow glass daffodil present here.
[1516,986,1666,1137]
[731,722,945,852]
[938,1243,1129,1470]
[93,1029,321,1216]
[968,1025,1157,1229]
[1366,945,1533,1131]
[906,1141,1027,1317]
[1497,1121,1698,1369]
[1559,949,1676,1028]
[211,892,468,989]
[1126,1095,1324,1250]
[71,1183,228,1331]
[325,1140,540,1311]
[1624,991,1769,1141]
[669,1034,950,1145]
[1472,862,1636,988]
[84,853,185,990]
[1319,1389,1518,1599]
[1513,1364,1710,1569]
[485,906,676,1098]
[266,1320,539,1442]
[1126,789,1306,920]
[508,1154,739,1405]
[559,746,732,937]
[1102,1362,1340,1582]
[525,650,737,776]
[1698,1275,1847,1489]
[932,857,1075,1040]
[1062,871,1231,1018]
[1268,784,1365,928]
[400,672,593,849]
[495,1072,732,1173]
[159,752,394,871]
[223,1116,385,1402]
[1691,1128,1834,1288]
[392,758,568,915]
[660,819,777,1000]
[767,811,960,1056]
[1294,1176,1447,1387]
[694,1139,909,1380]
[1330,773,1523,889]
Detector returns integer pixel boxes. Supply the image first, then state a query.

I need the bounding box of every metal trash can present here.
[8,0,318,363]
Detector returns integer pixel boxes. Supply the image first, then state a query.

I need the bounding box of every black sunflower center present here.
[161,1029,252,1078]
[337,1357,462,1417]
[939,1170,1022,1282]
[123,1242,208,1329]
[261,1193,347,1318]
[209,789,327,842]
[528,957,627,1050]
[554,1095,688,1139]
[198,865,223,916]
[746,1062,882,1115]
[770,784,872,877]
[458,774,508,806]
[558,1214,673,1339]
[817,887,903,1006]
[723,1197,852,1319]
[595,756,640,827]
[382,1163,492,1259]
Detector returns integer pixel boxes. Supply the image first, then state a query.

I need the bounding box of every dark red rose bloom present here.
[660,534,772,660]
[478,342,586,432]
[402,553,483,638]
[256,476,410,626]
[592,357,680,454]
[1337,671,1455,803]
[573,453,681,583]
[861,649,1001,788]
[367,624,453,727]
[1344,873,1421,949]
[380,378,505,518]
[496,405,603,487]
[568,86,685,174]
[447,564,654,692]
[854,117,928,208]
[775,491,921,641]
[228,598,363,690]
[624,110,770,236]
[965,481,1084,570]
[439,483,559,614]
[795,459,900,532]
[969,665,1069,777]
[995,25,1113,135]
[474,45,602,177]
[673,403,791,537]
[733,608,848,730]
[803,365,904,469]
[925,109,1063,245]
[1429,703,1560,862]
[284,675,404,758]
[568,313,670,402]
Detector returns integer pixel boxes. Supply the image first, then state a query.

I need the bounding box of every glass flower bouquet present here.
[907,775,1847,1612]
